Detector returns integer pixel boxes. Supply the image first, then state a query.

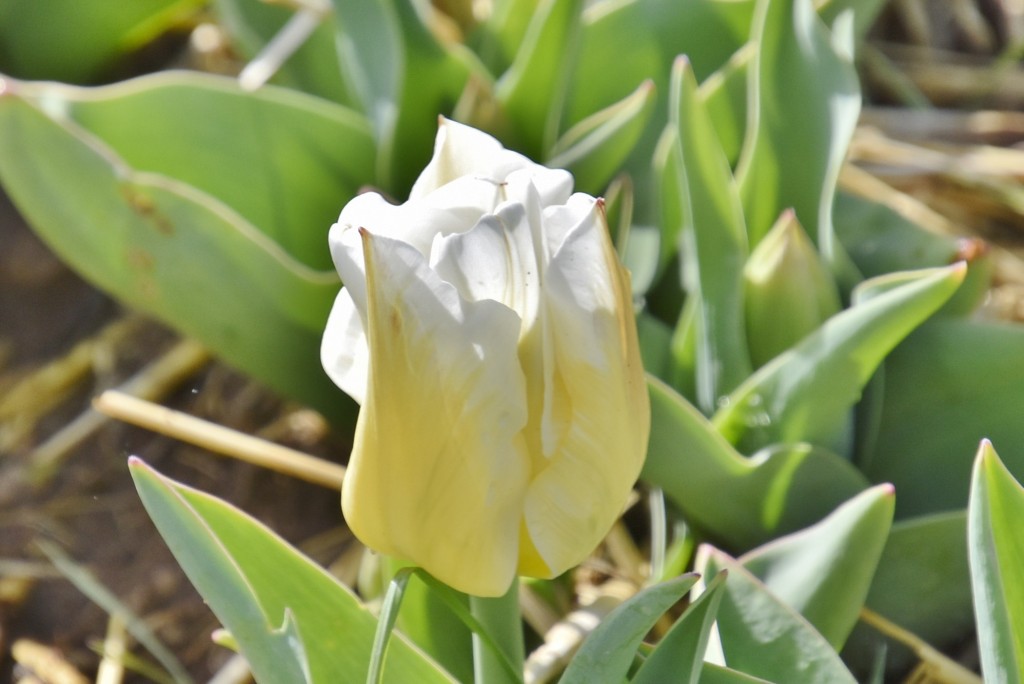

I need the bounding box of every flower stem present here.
[470,581,524,684]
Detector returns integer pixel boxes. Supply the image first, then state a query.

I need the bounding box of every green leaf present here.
[496,0,583,158]
[969,440,1024,683]
[711,263,965,455]
[668,55,751,411]
[632,572,728,684]
[643,377,868,550]
[330,0,473,192]
[737,0,859,263]
[47,72,374,272]
[378,558,474,684]
[833,192,992,317]
[560,574,699,684]
[129,458,454,684]
[698,547,857,683]
[738,485,894,649]
[0,0,202,83]
[546,80,655,195]
[0,78,356,421]
[698,663,772,684]
[863,319,1024,518]
[213,0,351,103]
[818,0,888,42]
[841,512,973,679]
[697,43,753,168]
[369,568,416,684]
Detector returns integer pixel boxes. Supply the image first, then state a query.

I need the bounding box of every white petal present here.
[411,118,530,198]
[321,289,369,405]
[429,198,540,327]
[337,180,505,255]
[342,230,532,596]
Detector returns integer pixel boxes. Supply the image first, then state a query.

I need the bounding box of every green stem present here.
[470,581,524,684]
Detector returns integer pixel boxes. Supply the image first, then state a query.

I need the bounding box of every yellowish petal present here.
[342,230,532,596]
[518,201,650,578]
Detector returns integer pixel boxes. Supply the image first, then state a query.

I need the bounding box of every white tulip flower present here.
[322,118,649,597]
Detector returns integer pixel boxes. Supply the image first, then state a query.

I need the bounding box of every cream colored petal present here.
[518,201,650,578]
[342,230,532,597]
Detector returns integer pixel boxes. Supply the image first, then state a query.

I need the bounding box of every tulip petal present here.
[430,198,540,328]
[321,289,369,405]
[411,118,573,206]
[519,201,650,577]
[342,230,532,596]
[336,181,504,256]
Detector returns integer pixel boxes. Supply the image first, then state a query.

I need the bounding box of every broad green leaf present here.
[698,547,858,683]
[474,0,543,75]
[833,192,992,316]
[653,127,685,276]
[637,312,675,385]
[632,572,728,684]
[0,0,202,83]
[712,263,965,455]
[213,0,351,103]
[669,56,750,411]
[496,0,583,158]
[30,71,375,272]
[736,0,859,261]
[969,440,1024,683]
[329,0,402,140]
[841,512,973,679]
[560,574,699,684]
[546,80,655,195]
[331,0,473,192]
[129,458,454,684]
[863,319,1024,518]
[567,0,755,226]
[0,83,352,421]
[738,485,894,649]
[698,663,771,684]
[697,43,753,168]
[643,377,868,550]
[566,0,755,130]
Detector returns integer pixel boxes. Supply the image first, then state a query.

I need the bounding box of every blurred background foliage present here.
[2,0,1024,681]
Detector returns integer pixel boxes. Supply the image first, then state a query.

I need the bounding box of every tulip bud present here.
[321,119,650,597]
[744,209,841,368]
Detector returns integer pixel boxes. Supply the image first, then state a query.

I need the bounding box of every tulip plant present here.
[2,0,1024,682]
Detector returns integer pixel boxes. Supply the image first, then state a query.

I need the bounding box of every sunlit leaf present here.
[861,318,1024,518]
[643,377,868,550]
[130,458,454,683]
[737,0,859,265]
[0,76,361,420]
[0,0,203,83]
[969,440,1024,683]
[668,55,750,411]
[560,574,699,684]
[738,485,894,648]
[712,263,964,456]
[698,547,858,683]
[632,572,728,684]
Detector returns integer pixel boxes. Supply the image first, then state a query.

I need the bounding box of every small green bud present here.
[744,209,841,367]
